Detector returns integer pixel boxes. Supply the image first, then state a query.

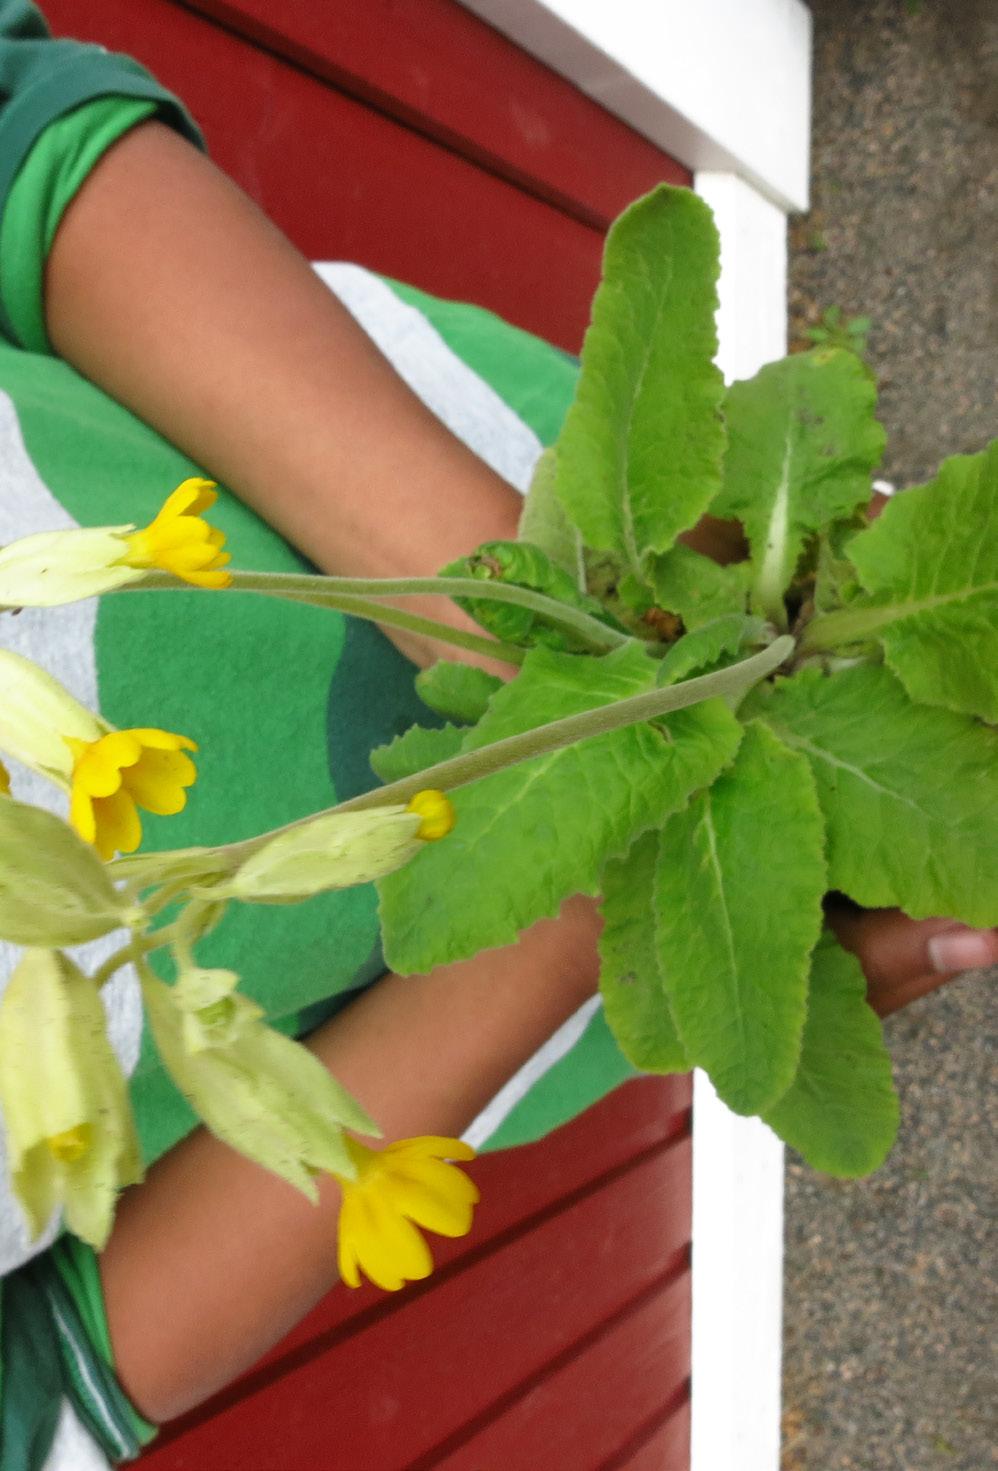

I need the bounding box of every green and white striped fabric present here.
[0,265,638,1280]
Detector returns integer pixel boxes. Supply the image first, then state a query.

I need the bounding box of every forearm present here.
[44,121,521,667]
[100,896,601,1425]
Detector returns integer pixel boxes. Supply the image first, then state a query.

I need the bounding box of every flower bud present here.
[211,804,436,905]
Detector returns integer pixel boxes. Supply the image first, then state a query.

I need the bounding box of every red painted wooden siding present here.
[40,3,695,1465]
[140,1077,692,1470]
[41,0,687,351]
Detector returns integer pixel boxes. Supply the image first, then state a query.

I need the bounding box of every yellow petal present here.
[384,1158,479,1238]
[92,787,142,859]
[72,731,143,797]
[154,478,218,522]
[124,727,197,753]
[347,1188,434,1292]
[122,746,197,814]
[384,1135,476,1164]
[69,781,97,844]
[0,759,10,795]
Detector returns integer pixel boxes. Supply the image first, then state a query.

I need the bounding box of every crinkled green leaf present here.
[370,722,464,784]
[712,349,885,623]
[440,540,623,651]
[517,447,585,587]
[763,932,899,1177]
[379,643,742,974]
[414,661,503,725]
[657,615,768,687]
[599,831,688,1073]
[655,722,826,1114]
[554,186,725,578]
[647,544,751,629]
[835,442,998,720]
[753,664,998,926]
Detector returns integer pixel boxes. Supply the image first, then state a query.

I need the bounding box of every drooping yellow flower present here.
[0,478,231,608]
[121,478,231,588]
[334,1134,479,1292]
[0,649,197,859]
[0,949,143,1249]
[66,728,198,861]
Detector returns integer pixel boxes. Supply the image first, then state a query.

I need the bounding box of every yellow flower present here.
[334,1134,479,1292]
[121,478,231,588]
[0,649,198,859]
[0,758,9,795]
[0,949,142,1249]
[0,479,230,607]
[66,728,198,861]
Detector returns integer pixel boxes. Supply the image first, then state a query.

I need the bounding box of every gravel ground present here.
[782,3,998,1469]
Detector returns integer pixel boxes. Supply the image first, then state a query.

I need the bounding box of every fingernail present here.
[927,928,996,974]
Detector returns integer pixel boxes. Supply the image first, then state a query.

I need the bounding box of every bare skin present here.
[41,120,996,1424]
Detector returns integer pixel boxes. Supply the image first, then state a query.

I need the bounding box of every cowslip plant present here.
[1,184,994,1279]
[368,186,998,1178]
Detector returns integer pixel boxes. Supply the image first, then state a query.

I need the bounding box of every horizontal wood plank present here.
[177,0,689,227]
[142,1116,691,1468]
[40,0,688,350]
[424,1274,691,1470]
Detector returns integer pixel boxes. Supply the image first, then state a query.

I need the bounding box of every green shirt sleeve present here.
[0,1237,156,1469]
[0,0,204,349]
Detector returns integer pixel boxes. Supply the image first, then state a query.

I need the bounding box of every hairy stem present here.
[124,569,628,657]
[220,636,794,860]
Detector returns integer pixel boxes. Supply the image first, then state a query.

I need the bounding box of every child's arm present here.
[100,898,603,1425]
[42,115,995,1424]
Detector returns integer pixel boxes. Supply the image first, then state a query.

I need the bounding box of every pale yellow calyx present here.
[0,649,103,778]
[66,727,198,861]
[216,801,446,905]
[45,1124,92,1163]
[0,949,142,1248]
[140,968,378,1198]
[333,1134,479,1293]
[406,788,455,841]
[121,478,232,589]
[0,526,140,607]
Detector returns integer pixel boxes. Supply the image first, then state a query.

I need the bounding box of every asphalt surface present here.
[783,3,997,1468]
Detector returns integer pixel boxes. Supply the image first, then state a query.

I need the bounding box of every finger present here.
[825,902,998,1018]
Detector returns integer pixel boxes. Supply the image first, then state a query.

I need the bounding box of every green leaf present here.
[599,831,689,1073]
[834,443,998,720]
[754,664,998,926]
[712,349,885,624]
[440,540,623,651]
[517,447,585,587]
[415,661,503,725]
[554,186,725,577]
[379,643,743,975]
[763,932,899,1177]
[370,722,464,784]
[655,722,826,1114]
[647,544,751,629]
[657,615,769,687]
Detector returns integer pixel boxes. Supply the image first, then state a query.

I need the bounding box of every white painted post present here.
[690,170,790,1471]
